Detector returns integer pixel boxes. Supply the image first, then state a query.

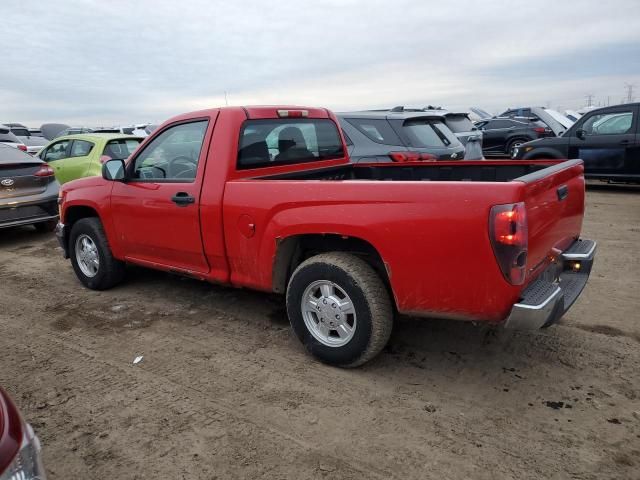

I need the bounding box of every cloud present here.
[1,0,639,125]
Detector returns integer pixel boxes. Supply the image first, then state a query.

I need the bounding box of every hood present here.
[40,123,69,140]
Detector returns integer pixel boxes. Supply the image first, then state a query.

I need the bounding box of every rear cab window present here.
[237,119,344,169]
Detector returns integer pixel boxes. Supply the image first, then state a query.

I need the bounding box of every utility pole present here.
[585,93,594,107]
[624,83,635,103]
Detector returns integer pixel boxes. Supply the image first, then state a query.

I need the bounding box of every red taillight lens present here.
[489,202,528,285]
[388,151,438,162]
[17,144,27,152]
[34,163,55,177]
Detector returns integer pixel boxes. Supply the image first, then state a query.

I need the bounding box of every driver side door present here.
[568,106,637,176]
[110,119,212,273]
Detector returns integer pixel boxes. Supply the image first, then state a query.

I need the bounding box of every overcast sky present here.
[2,0,640,126]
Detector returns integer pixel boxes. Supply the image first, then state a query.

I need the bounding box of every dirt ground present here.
[0,184,639,480]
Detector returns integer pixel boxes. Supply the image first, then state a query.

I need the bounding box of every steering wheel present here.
[167,156,197,179]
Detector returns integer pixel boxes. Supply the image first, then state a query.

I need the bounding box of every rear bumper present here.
[0,196,59,229]
[504,239,596,330]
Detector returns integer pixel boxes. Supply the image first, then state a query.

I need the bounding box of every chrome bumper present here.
[504,239,596,330]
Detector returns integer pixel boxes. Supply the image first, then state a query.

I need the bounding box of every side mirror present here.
[575,129,586,140]
[102,159,125,181]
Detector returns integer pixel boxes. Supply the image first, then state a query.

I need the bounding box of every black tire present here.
[506,138,527,157]
[286,252,393,367]
[34,220,57,233]
[69,217,125,290]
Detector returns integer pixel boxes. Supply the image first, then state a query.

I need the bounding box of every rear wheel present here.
[286,252,393,367]
[69,217,125,290]
[507,138,527,157]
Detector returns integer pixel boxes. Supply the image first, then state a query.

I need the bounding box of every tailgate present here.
[519,160,585,282]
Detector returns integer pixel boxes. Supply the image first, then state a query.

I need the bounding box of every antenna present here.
[224,91,229,106]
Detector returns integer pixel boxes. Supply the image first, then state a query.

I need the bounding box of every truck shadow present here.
[586,181,640,193]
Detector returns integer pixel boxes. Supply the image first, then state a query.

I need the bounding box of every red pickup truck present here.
[0,388,47,479]
[56,106,596,367]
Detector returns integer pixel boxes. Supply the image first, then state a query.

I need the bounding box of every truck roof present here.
[168,106,333,123]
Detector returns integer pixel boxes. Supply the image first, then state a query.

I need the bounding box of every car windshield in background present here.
[237,119,344,169]
[445,115,475,133]
[10,128,31,137]
[104,138,142,159]
[402,119,461,148]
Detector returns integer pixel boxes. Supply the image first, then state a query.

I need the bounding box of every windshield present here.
[10,128,30,137]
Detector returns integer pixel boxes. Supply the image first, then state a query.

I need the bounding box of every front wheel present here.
[69,217,125,290]
[286,252,393,367]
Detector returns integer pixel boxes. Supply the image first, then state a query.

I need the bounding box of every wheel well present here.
[63,206,99,247]
[272,234,391,295]
[507,137,530,147]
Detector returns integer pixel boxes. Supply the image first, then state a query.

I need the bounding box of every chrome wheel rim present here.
[510,142,523,155]
[75,234,99,278]
[301,280,357,347]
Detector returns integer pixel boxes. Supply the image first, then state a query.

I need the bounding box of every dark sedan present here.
[0,143,59,231]
[513,103,640,182]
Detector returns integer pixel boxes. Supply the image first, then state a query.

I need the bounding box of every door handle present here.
[619,139,631,145]
[557,185,569,201]
[171,192,195,206]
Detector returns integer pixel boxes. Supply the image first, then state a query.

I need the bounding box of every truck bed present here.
[260,160,562,183]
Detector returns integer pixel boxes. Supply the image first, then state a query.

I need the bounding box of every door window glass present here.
[133,121,208,181]
[581,111,633,135]
[43,140,70,162]
[70,140,94,157]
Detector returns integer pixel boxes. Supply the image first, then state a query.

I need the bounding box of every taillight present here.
[533,127,551,135]
[489,202,528,285]
[388,151,438,162]
[34,163,55,177]
[17,144,27,152]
